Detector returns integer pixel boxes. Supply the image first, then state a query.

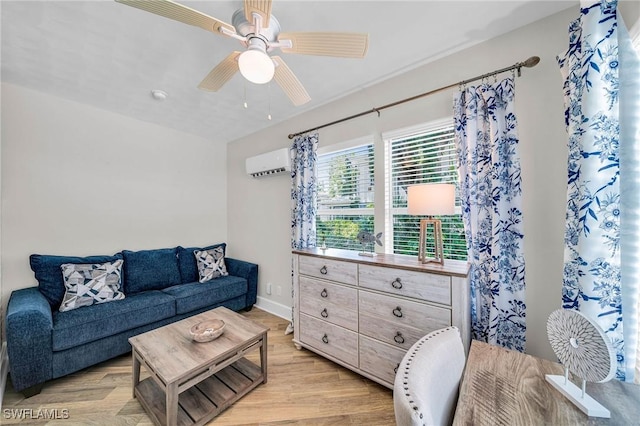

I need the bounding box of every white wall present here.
[0,79,3,345]
[228,4,638,360]
[0,83,228,306]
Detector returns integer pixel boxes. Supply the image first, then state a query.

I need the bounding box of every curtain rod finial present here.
[524,56,540,68]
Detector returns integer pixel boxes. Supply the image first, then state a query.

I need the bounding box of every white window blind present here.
[316,141,375,250]
[385,121,467,260]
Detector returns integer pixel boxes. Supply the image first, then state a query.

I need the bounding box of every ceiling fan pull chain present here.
[244,83,249,109]
[267,83,272,120]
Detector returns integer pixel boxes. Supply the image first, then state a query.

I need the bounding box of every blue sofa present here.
[5,243,258,394]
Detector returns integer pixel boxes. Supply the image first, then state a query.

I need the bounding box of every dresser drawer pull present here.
[392,306,403,318]
[320,288,328,298]
[322,334,329,344]
[394,363,400,374]
[321,308,329,318]
[394,332,405,344]
[391,278,403,289]
[320,265,328,275]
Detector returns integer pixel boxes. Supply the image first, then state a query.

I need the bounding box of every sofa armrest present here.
[6,287,54,391]
[225,258,258,309]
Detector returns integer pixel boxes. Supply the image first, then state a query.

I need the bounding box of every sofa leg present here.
[21,383,44,398]
[244,306,253,312]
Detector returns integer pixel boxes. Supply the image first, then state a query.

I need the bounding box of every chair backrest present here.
[393,326,466,426]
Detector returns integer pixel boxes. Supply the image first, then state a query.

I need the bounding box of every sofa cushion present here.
[162,276,247,315]
[52,290,176,351]
[177,243,226,283]
[122,247,181,294]
[195,247,229,283]
[30,253,124,309]
[59,259,125,312]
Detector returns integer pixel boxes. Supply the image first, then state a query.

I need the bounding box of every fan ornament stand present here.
[545,309,617,418]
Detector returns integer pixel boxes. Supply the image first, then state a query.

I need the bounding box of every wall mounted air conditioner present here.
[245,148,291,178]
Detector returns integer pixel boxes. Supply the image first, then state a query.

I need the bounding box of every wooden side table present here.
[129,307,269,426]
[454,340,640,425]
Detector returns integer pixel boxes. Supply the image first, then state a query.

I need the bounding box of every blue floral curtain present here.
[291,133,319,249]
[558,0,639,382]
[454,78,527,352]
[288,133,318,333]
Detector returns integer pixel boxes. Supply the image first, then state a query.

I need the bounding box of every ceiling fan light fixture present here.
[238,40,275,84]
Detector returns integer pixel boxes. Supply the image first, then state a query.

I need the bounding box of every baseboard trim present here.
[254,296,292,321]
[0,341,8,408]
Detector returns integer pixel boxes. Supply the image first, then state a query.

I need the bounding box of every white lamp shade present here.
[407,183,456,215]
[238,49,275,84]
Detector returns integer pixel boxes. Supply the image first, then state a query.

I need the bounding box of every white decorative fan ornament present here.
[546,309,616,418]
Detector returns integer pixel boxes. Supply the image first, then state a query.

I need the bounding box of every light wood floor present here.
[2,308,395,425]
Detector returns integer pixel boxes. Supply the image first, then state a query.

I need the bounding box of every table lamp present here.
[407,183,455,264]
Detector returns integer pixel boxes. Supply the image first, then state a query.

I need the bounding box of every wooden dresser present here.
[292,248,470,389]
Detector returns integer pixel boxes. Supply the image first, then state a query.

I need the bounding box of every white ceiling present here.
[1,1,576,144]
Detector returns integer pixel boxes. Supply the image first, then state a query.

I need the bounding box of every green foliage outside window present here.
[316,215,374,251]
[393,215,467,261]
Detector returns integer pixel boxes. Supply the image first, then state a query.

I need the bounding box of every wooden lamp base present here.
[418,218,444,264]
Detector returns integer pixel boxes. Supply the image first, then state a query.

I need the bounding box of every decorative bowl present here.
[190,319,225,342]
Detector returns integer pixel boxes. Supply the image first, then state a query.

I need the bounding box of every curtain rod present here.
[288,55,540,139]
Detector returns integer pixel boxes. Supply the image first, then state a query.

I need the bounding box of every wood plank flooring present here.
[1,308,395,425]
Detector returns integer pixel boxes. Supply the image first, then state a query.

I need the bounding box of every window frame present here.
[382,118,466,259]
[316,135,376,250]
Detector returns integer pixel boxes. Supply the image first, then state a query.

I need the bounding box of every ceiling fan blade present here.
[198,52,241,92]
[116,0,236,36]
[272,56,311,106]
[244,0,272,28]
[278,32,368,58]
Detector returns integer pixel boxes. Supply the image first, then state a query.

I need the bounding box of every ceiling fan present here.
[115,0,369,106]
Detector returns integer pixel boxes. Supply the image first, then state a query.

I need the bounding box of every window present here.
[316,138,375,250]
[316,120,466,261]
[384,120,467,260]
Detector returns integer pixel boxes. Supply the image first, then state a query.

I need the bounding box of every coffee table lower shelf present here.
[135,357,263,426]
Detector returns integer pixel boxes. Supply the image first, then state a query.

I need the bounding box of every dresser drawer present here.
[359,264,451,305]
[299,276,358,331]
[359,290,450,349]
[298,255,358,285]
[359,313,427,350]
[359,335,406,386]
[299,314,358,367]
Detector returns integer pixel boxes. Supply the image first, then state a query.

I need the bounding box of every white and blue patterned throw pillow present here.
[194,247,228,283]
[59,259,125,312]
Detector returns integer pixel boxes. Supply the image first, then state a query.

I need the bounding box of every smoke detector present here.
[151,89,168,101]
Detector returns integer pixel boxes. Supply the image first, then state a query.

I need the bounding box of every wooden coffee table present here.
[129,307,269,426]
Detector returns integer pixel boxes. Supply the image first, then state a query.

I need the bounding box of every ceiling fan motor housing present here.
[232,8,280,46]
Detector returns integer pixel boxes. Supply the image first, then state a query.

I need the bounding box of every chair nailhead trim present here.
[398,326,458,424]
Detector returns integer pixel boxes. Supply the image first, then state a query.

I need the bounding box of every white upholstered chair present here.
[393,326,466,426]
